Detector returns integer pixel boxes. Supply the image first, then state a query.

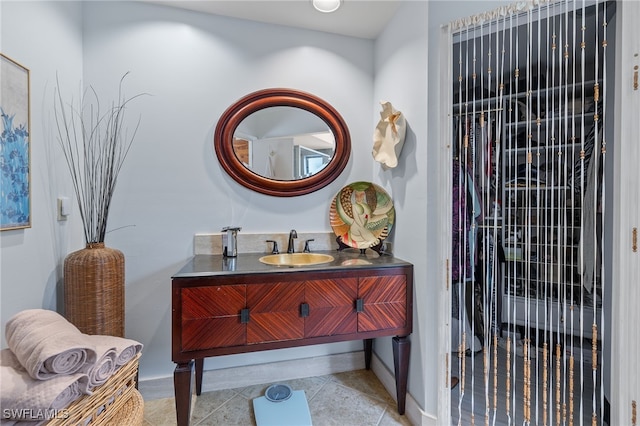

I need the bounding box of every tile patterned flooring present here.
[142,369,412,426]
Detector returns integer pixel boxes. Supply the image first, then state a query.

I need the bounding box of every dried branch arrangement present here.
[54,73,146,244]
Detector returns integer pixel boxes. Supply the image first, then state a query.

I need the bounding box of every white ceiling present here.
[141,0,402,39]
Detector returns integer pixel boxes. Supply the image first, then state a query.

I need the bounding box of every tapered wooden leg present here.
[364,339,373,370]
[392,335,410,415]
[174,361,193,426]
[195,358,204,395]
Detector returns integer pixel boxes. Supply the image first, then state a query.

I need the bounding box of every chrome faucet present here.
[287,229,298,253]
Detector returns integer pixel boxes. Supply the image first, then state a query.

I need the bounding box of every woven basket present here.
[47,354,140,426]
[107,389,144,426]
[64,243,125,337]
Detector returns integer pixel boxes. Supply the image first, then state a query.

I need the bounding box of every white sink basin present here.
[259,253,334,267]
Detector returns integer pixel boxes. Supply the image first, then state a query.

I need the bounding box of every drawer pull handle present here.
[356,299,364,313]
[241,308,250,324]
[300,303,310,317]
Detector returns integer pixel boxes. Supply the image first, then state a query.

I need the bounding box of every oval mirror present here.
[214,88,351,196]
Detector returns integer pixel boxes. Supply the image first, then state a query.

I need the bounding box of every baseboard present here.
[370,355,437,426]
[139,350,435,424]
[199,351,366,393]
[139,351,365,400]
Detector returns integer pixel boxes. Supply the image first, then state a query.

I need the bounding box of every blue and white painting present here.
[1,54,30,230]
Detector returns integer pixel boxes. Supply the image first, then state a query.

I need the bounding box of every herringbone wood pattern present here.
[182,317,245,350]
[178,275,408,350]
[358,275,406,332]
[247,282,304,343]
[182,285,246,318]
[305,278,358,337]
[181,286,246,350]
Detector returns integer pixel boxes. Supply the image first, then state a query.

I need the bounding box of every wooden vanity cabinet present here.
[172,265,413,426]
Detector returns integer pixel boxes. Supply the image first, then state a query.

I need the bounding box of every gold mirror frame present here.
[214,88,351,197]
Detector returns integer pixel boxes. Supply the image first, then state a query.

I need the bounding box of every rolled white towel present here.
[90,335,143,367]
[0,349,90,422]
[78,335,117,389]
[5,309,97,380]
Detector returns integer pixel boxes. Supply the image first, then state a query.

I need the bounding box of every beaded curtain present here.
[450,1,611,424]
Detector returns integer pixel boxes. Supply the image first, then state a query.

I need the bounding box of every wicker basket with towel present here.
[1,309,143,425]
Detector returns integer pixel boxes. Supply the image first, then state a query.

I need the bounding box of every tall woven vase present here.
[64,243,125,337]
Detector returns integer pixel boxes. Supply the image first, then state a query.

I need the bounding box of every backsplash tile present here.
[194,232,337,255]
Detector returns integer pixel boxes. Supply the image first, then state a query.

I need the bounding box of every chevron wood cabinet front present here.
[172,263,413,426]
[247,282,305,344]
[358,275,407,332]
[181,285,246,351]
[305,277,358,338]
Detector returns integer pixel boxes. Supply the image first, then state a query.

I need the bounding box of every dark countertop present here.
[172,250,412,278]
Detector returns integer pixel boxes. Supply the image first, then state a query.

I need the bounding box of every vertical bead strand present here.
[506,337,511,415]
[543,342,549,426]
[556,343,561,426]
[569,355,574,426]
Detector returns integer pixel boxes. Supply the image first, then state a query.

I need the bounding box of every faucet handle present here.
[303,239,315,253]
[266,240,279,254]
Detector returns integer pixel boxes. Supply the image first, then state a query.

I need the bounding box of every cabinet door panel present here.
[358,275,407,332]
[248,311,304,343]
[247,283,304,343]
[305,278,357,337]
[183,318,245,350]
[182,286,245,319]
[181,286,246,350]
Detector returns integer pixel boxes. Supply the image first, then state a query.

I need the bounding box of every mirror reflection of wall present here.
[256,137,294,180]
[233,106,335,181]
[295,145,332,179]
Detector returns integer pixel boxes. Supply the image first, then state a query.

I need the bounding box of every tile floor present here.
[142,369,412,426]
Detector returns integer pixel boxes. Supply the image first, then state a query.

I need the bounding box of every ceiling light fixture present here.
[312,0,342,13]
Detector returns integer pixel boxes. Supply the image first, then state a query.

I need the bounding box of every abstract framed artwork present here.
[0,53,31,231]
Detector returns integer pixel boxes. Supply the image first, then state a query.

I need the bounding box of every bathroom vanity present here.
[171,251,413,426]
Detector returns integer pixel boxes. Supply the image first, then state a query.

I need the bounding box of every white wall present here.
[373,0,430,414]
[0,1,84,349]
[1,0,379,382]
